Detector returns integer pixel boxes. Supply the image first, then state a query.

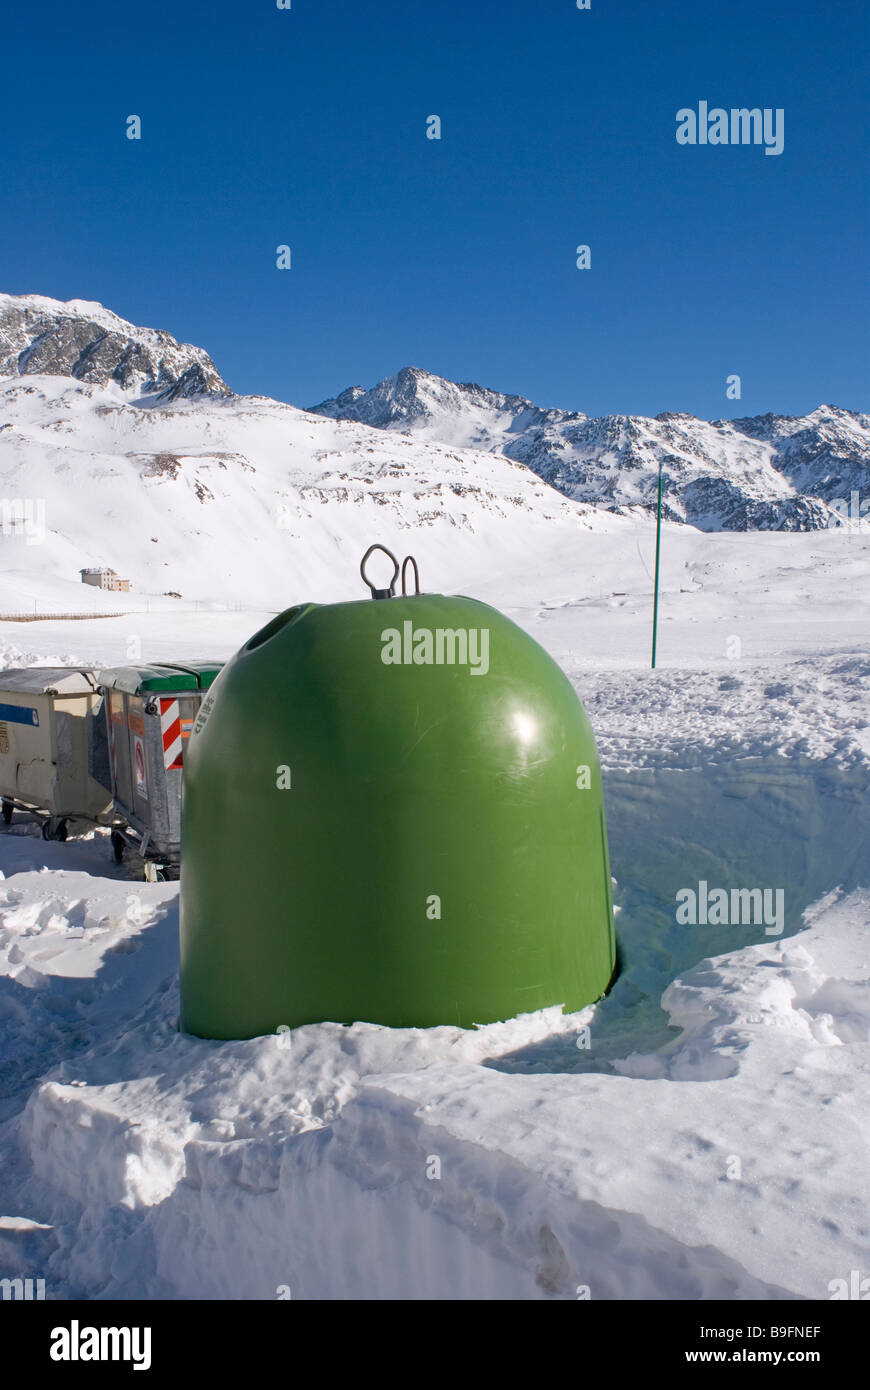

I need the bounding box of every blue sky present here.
[1,0,866,418]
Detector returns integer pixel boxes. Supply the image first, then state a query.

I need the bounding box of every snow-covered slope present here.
[0,644,867,1300]
[2,294,866,575]
[2,293,866,613]
[0,294,229,402]
[312,367,870,532]
[0,372,592,613]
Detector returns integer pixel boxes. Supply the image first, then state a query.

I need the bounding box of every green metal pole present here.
[651,462,663,669]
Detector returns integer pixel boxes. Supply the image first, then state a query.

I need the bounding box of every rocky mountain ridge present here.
[312,367,869,531]
[0,294,230,402]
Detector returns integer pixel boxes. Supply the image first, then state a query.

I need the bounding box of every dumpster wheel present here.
[146,863,180,884]
[110,830,126,864]
[1,799,13,825]
[41,818,68,842]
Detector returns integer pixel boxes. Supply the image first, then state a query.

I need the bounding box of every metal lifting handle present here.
[360,545,423,599]
[401,555,420,596]
[360,544,400,599]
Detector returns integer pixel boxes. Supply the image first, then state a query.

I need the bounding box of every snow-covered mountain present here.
[0,298,592,611]
[312,367,870,531]
[0,294,229,402]
[1,293,867,618]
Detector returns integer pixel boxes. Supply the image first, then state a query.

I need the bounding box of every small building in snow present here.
[80,567,131,592]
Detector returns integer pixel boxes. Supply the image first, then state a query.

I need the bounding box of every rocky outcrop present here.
[0,294,230,401]
[312,370,869,531]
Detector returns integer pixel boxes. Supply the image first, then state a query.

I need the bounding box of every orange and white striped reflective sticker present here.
[159,698,184,770]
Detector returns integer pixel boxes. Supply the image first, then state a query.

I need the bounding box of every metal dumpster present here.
[98,661,223,880]
[0,667,113,839]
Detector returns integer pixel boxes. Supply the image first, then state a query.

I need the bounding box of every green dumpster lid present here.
[97,664,201,695]
[159,661,224,690]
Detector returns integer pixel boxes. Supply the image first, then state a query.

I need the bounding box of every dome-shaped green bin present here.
[179,553,616,1038]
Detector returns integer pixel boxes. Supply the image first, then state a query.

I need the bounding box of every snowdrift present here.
[1,657,867,1300]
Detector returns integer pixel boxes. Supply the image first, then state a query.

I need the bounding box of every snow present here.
[0,346,868,1301]
[1,844,867,1298]
[1,541,868,1299]
[0,295,138,336]
[311,367,870,531]
[0,373,591,619]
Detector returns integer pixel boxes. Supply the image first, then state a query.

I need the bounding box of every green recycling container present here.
[179,548,616,1038]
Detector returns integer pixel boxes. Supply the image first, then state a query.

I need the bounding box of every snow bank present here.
[1,655,867,1300]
